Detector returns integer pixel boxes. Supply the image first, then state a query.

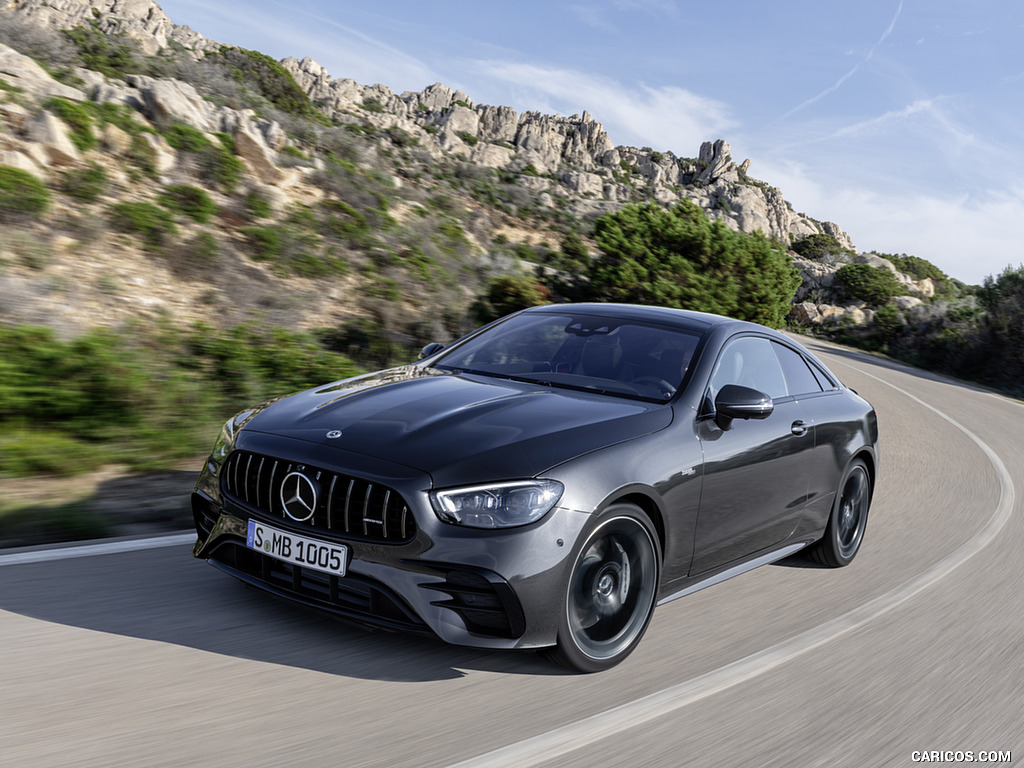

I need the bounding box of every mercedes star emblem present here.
[280,471,318,521]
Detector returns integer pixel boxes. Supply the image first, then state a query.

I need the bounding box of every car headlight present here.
[210,417,239,470]
[430,480,564,529]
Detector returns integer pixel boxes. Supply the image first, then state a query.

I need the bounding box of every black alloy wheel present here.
[548,504,660,672]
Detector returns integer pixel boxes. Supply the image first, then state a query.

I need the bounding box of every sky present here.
[154,0,1024,285]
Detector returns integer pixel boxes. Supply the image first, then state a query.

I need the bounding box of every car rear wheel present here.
[547,504,660,673]
[807,458,871,567]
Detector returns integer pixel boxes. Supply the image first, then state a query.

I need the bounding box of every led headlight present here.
[430,480,564,529]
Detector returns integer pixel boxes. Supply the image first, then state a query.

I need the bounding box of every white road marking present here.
[0,532,196,567]
[449,360,1017,768]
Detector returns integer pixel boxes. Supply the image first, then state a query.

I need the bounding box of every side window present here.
[772,342,823,396]
[808,361,839,391]
[708,336,787,400]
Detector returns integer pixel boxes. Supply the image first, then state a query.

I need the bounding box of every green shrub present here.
[62,162,107,202]
[88,101,148,135]
[834,263,908,306]
[457,131,479,146]
[126,135,159,178]
[61,23,142,78]
[108,201,179,250]
[473,275,551,323]
[791,233,848,260]
[586,200,801,327]
[0,322,362,477]
[319,199,372,246]
[882,252,948,282]
[0,430,109,477]
[44,96,98,152]
[178,231,219,265]
[159,184,217,223]
[0,166,51,219]
[200,144,243,193]
[212,46,322,119]
[244,190,272,219]
[240,225,283,261]
[162,123,212,152]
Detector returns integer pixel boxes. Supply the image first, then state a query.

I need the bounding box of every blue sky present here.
[155,0,1024,285]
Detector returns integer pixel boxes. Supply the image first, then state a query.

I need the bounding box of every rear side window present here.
[772,342,823,396]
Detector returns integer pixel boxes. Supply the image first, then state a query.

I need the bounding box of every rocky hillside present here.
[0,0,936,342]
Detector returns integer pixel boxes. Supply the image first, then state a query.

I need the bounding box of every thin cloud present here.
[568,5,618,32]
[466,61,734,154]
[610,0,680,17]
[780,0,904,120]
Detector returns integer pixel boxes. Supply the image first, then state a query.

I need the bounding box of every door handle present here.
[791,420,808,436]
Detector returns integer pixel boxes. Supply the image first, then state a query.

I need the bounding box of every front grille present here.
[221,450,417,544]
[209,541,430,634]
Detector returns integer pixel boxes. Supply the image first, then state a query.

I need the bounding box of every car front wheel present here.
[547,504,660,673]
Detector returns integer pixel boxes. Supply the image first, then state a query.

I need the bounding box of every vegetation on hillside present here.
[583,201,801,328]
[0,323,362,478]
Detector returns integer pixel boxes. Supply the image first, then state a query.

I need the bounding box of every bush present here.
[162,123,212,152]
[473,275,551,323]
[184,231,219,264]
[0,166,51,219]
[126,134,159,178]
[585,200,801,327]
[240,225,283,261]
[200,143,243,193]
[834,263,908,306]
[0,322,363,476]
[44,96,97,152]
[60,23,142,78]
[108,201,179,251]
[159,184,217,223]
[62,162,108,202]
[244,190,272,219]
[212,46,322,119]
[791,233,847,260]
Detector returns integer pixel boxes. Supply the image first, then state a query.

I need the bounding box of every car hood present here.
[240,366,672,486]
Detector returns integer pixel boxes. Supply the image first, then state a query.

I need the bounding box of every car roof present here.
[524,303,757,335]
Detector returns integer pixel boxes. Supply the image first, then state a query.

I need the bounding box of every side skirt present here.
[657,542,808,606]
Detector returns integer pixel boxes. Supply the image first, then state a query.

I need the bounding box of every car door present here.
[691,335,814,575]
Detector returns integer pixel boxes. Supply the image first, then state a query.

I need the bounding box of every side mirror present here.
[419,342,446,360]
[714,384,773,430]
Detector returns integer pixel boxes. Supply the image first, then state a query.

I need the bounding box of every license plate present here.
[246,519,348,577]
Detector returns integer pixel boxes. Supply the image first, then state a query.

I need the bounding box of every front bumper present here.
[191,434,590,650]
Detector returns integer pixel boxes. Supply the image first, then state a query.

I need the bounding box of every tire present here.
[807,458,871,567]
[546,504,661,673]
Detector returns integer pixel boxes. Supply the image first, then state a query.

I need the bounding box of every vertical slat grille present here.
[220,450,416,544]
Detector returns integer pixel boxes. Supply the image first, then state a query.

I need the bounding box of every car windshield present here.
[433,312,701,402]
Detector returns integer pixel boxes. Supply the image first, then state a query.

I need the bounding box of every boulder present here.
[561,171,603,197]
[27,111,80,166]
[789,302,822,325]
[125,75,215,131]
[0,150,45,179]
[893,295,923,311]
[0,44,85,101]
[234,129,283,184]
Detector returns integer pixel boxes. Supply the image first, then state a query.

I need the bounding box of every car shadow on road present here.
[0,542,569,682]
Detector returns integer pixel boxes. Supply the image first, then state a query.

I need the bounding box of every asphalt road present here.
[1,342,1021,768]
